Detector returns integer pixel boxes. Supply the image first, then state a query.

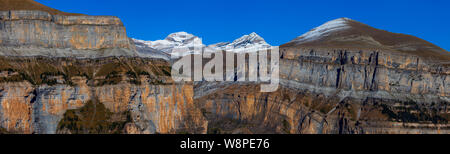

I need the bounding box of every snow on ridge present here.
[229,32,269,47]
[209,42,230,48]
[292,18,353,43]
[132,38,150,46]
[133,32,274,58]
[209,32,272,51]
[132,38,171,60]
[133,32,204,56]
[132,32,205,58]
[165,32,199,43]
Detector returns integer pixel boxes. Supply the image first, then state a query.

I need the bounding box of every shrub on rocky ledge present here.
[57,99,132,134]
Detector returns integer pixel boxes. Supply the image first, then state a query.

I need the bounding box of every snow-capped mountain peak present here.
[164,32,203,45]
[292,17,353,43]
[149,32,203,51]
[133,32,273,59]
[209,32,271,50]
[133,32,205,58]
[228,32,269,48]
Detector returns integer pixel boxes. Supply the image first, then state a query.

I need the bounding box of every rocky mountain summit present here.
[134,32,203,53]
[284,18,450,62]
[0,0,83,16]
[133,32,204,59]
[208,32,271,50]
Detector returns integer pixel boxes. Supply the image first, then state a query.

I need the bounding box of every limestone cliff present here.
[193,18,449,134]
[0,1,205,134]
[0,81,207,134]
[0,57,207,134]
[0,1,448,134]
[194,48,450,133]
[0,0,137,58]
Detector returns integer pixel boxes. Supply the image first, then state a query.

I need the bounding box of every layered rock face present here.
[0,0,205,134]
[194,18,449,134]
[0,57,207,134]
[0,82,206,134]
[195,48,449,134]
[0,0,448,134]
[279,48,449,103]
[0,10,137,58]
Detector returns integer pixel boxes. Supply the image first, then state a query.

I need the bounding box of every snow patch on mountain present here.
[208,32,272,52]
[208,42,231,49]
[133,32,205,58]
[137,32,204,53]
[133,32,273,59]
[291,18,352,44]
[133,38,171,60]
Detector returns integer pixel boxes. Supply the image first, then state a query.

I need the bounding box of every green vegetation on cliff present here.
[57,99,132,134]
[0,127,10,134]
[0,57,172,86]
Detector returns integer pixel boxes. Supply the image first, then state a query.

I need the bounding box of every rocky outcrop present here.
[0,10,137,58]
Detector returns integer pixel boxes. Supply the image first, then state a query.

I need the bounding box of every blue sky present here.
[36,0,449,50]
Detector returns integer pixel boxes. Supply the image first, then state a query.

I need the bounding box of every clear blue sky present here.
[36,0,449,51]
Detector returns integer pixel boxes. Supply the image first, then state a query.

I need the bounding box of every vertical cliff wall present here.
[194,47,449,134]
[0,57,206,134]
[0,10,137,58]
[0,82,207,134]
[279,48,449,102]
[0,1,448,134]
[0,0,209,134]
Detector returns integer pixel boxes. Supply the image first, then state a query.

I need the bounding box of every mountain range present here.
[133,17,449,63]
[0,0,448,134]
[133,31,272,59]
